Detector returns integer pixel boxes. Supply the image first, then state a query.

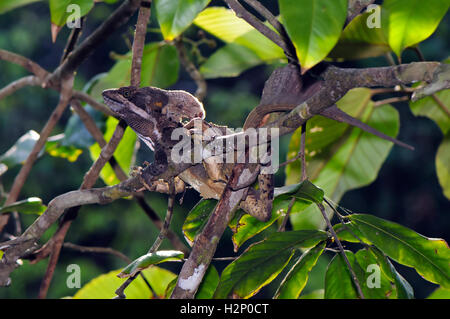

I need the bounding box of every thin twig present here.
[317,203,365,299]
[0,49,48,81]
[223,0,296,62]
[0,76,74,232]
[0,76,40,100]
[63,242,130,263]
[373,96,411,107]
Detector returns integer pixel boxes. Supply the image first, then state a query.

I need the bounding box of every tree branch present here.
[0,76,74,232]
[49,0,141,85]
[0,76,40,100]
[223,0,296,62]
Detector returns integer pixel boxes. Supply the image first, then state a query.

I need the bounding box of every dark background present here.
[0,0,448,299]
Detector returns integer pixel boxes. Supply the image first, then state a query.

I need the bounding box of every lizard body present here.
[103,86,274,221]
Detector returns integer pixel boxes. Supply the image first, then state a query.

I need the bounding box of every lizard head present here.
[102,86,205,123]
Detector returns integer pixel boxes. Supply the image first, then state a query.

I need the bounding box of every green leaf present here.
[410,90,450,135]
[63,105,105,149]
[49,0,94,27]
[325,250,365,299]
[299,289,324,299]
[0,0,41,14]
[0,130,40,168]
[334,222,371,244]
[195,7,284,77]
[382,0,450,57]
[279,0,348,70]
[349,214,450,288]
[155,0,211,40]
[427,287,450,299]
[199,43,263,79]
[436,132,450,199]
[73,267,176,299]
[196,265,220,299]
[182,199,217,246]
[275,241,326,299]
[354,248,397,299]
[118,250,184,278]
[330,11,390,60]
[91,43,179,99]
[193,7,255,43]
[368,246,414,299]
[214,230,328,298]
[89,117,136,186]
[231,181,323,251]
[0,197,46,216]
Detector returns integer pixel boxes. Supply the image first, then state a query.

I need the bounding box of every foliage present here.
[0,0,448,300]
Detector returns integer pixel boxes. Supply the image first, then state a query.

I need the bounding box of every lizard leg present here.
[140,145,168,187]
[239,173,274,222]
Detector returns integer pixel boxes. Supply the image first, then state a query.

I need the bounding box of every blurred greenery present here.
[0,0,448,299]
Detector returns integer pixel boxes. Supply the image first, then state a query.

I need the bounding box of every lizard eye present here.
[123,90,130,98]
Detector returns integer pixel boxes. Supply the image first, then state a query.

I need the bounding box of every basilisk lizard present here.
[102,64,413,223]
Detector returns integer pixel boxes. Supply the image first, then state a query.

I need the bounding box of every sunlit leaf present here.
[0,0,41,14]
[118,250,184,278]
[195,7,284,77]
[194,7,254,43]
[155,0,211,40]
[275,241,326,299]
[199,43,262,79]
[427,287,450,299]
[214,230,328,298]
[279,0,347,70]
[0,197,46,216]
[382,0,450,57]
[349,214,450,288]
[436,132,450,199]
[73,267,176,299]
[330,11,390,60]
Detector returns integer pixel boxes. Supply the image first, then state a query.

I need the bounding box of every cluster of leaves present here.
[75,180,449,299]
[0,0,449,299]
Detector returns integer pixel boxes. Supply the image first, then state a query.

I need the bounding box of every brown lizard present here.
[102,64,413,223]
